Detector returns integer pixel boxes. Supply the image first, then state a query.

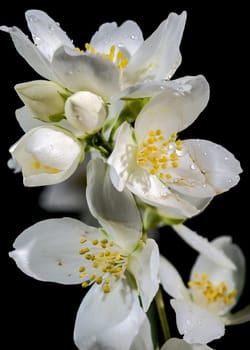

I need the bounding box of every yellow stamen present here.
[188,272,237,306]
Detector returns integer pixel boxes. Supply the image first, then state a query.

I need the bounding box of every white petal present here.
[134,75,209,143]
[0,25,54,80]
[15,106,44,132]
[9,217,101,284]
[127,173,200,219]
[159,255,189,300]
[190,236,246,312]
[25,10,74,61]
[173,225,236,269]
[10,126,82,186]
[90,20,143,56]
[130,316,154,350]
[224,304,250,325]
[15,80,66,121]
[74,281,145,350]
[86,158,142,250]
[108,122,137,191]
[51,46,120,98]
[129,239,159,311]
[170,299,225,344]
[161,338,214,350]
[124,12,187,85]
[184,139,242,193]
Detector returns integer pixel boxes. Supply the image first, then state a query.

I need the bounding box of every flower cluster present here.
[1,9,249,350]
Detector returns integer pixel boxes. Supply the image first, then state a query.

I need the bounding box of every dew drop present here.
[224,156,229,161]
[203,152,208,157]
[34,36,40,43]
[190,163,197,170]
[202,184,207,188]
[131,34,138,40]
[227,178,233,183]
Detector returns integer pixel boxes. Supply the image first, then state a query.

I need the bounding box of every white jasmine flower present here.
[108,75,242,220]
[10,126,83,186]
[9,158,159,349]
[160,236,250,344]
[1,9,186,94]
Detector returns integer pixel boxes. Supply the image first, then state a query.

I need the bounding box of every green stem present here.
[155,286,171,342]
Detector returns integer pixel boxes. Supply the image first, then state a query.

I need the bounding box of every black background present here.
[1,1,249,348]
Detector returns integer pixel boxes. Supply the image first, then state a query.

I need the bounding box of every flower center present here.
[33,159,60,174]
[78,235,128,293]
[188,272,237,314]
[82,43,129,71]
[136,129,183,181]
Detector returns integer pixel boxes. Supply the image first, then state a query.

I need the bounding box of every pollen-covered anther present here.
[137,129,183,179]
[78,236,128,293]
[188,272,237,309]
[84,42,129,70]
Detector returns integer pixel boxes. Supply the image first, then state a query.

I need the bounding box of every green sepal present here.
[48,113,65,122]
[143,206,185,232]
[109,96,151,142]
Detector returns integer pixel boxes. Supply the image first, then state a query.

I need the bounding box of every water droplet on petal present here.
[190,163,197,170]
[224,156,228,161]
[131,34,138,40]
[203,152,208,156]
[227,178,232,183]
[202,184,207,188]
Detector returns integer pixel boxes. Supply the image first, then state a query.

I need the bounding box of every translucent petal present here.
[15,106,44,132]
[86,158,142,250]
[170,299,225,344]
[74,281,145,350]
[184,139,242,193]
[129,239,159,311]
[90,20,143,56]
[0,25,53,80]
[130,316,154,350]
[123,12,187,85]
[9,217,101,284]
[224,304,250,325]
[173,225,236,270]
[135,75,209,144]
[190,236,246,312]
[51,46,120,98]
[108,122,137,191]
[25,9,74,61]
[160,255,189,300]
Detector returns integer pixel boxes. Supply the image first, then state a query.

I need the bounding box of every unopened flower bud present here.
[65,91,107,134]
